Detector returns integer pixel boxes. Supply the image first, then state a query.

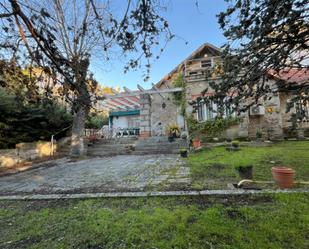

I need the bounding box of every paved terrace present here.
[0,155,190,195]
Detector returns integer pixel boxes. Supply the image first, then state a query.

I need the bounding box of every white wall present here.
[111,115,140,129]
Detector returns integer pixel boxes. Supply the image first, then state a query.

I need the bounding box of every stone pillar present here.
[139,93,151,138]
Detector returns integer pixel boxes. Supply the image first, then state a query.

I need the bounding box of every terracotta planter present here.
[272,167,295,189]
[192,139,201,149]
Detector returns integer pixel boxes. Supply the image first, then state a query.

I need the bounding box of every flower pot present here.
[272,167,295,189]
[237,166,253,179]
[180,150,188,158]
[168,136,175,142]
[192,139,201,149]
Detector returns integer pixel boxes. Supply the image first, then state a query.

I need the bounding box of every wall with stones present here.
[247,85,284,139]
[139,94,152,138]
[150,92,184,136]
[0,141,57,168]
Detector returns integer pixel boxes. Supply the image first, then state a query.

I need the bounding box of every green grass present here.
[187,141,309,189]
[0,193,308,248]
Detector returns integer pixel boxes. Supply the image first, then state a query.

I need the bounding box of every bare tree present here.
[0,0,172,155]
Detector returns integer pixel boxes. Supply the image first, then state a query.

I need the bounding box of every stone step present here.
[94,138,138,145]
[132,150,180,155]
[88,151,134,156]
[88,143,135,148]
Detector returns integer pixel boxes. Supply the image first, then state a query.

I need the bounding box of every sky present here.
[91,0,229,91]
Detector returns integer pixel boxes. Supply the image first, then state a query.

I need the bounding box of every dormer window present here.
[201,59,212,68]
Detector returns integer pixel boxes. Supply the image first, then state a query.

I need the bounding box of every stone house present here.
[104,43,309,140]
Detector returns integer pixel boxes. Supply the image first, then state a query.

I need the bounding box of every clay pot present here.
[272,167,295,189]
[192,139,201,149]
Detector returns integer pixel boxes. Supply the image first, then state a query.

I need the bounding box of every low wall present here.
[0,141,57,169]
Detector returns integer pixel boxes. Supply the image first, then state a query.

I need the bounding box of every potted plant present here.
[272,166,295,189]
[179,148,188,158]
[166,124,180,142]
[226,140,240,151]
[231,140,239,148]
[192,138,201,148]
[256,130,263,141]
[235,165,253,179]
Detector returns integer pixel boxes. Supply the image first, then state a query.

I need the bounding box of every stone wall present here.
[139,94,151,138]
[0,141,57,169]
[247,92,284,139]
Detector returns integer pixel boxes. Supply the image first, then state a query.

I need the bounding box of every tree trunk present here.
[70,101,88,156]
[69,58,91,157]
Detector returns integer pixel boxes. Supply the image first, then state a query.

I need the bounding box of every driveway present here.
[0,155,190,195]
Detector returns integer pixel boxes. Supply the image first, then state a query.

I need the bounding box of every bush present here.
[0,88,72,149]
[85,114,108,129]
[187,115,241,139]
[231,140,240,147]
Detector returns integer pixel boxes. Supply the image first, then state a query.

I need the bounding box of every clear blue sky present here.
[91,0,228,91]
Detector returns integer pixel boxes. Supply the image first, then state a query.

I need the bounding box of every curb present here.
[0,189,308,200]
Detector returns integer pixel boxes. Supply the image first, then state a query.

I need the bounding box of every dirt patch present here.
[1,235,43,249]
[0,194,277,213]
[0,156,67,177]
[226,209,244,219]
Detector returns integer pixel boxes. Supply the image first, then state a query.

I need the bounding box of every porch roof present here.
[109,110,140,117]
[99,85,182,112]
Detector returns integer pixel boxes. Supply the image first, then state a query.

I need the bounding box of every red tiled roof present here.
[268,68,309,85]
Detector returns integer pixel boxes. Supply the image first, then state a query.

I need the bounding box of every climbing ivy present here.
[187,115,241,138]
[173,74,186,116]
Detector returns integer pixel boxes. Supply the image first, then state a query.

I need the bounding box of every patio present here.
[0,154,190,195]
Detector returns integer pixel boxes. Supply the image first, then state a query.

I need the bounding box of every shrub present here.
[256,130,263,139]
[231,140,240,147]
[0,88,72,149]
[187,115,241,139]
[85,114,108,129]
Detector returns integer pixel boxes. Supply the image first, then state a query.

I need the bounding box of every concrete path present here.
[0,155,190,195]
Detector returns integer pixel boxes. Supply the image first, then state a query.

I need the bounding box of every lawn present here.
[0,193,308,249]
[187,141,309,189]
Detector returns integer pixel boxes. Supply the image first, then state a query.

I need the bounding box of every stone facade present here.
[152,43,308,140]
[106,44,308,140]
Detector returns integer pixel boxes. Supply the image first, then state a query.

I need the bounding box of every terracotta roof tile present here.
[268,68,309,85]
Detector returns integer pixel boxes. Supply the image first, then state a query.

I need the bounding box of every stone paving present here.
[0,155,190,195]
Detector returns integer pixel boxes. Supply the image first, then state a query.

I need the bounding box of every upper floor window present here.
[201,59,212,68]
